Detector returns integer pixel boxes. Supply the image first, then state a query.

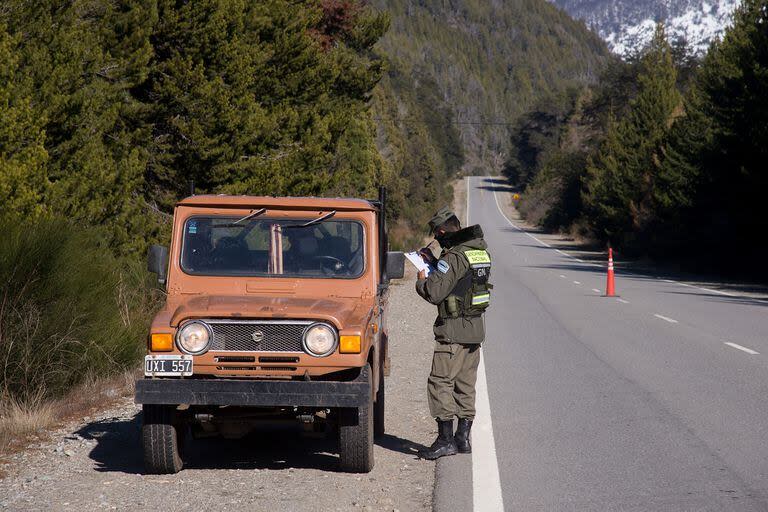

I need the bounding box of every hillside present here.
[550,0,739,55]
[372,0,610,167]
[368,0,610,241]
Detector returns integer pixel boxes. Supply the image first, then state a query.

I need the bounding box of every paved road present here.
[438,177,768,511]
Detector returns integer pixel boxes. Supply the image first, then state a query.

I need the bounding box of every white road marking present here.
[592,288,601,293]
[573,281,581,285]
[617,298,630,304]
[490,188,604,268]
[466,177,470,225]
[560,274,567,279]
[654,314,679,324]
[491,183,551,248]
[671,279,736,297]
[468,177,505,512]
[473,350,506,512]
[724,342,759,355]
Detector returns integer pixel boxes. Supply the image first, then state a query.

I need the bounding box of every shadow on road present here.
[478,176,518,194]
[478,185,515,192]
[661,290,768,307]
[526,263,605,277]
[76,412,426,475]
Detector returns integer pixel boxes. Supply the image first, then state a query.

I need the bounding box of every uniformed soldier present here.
[415,206,492,460]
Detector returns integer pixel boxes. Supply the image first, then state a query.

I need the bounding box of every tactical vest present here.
[438,248,492,319]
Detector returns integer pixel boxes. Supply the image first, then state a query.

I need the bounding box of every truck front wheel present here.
[338,364,374,473]
[142,404,185,474]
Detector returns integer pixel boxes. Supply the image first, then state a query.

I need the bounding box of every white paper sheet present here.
[404,251,435,276]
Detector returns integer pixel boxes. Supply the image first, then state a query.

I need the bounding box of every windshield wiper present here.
[283,210,337,229]
[232,208,267,225]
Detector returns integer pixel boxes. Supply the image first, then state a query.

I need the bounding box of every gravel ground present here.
[0,270,437,512]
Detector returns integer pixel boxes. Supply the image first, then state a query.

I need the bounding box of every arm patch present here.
[437,259,450,273]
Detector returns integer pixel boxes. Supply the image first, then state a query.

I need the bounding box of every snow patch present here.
[550,0,740,57]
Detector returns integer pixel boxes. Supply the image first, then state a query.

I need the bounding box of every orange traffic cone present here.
[605,247,616,297]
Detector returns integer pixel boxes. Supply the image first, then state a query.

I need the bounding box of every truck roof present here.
[177,195,378,212]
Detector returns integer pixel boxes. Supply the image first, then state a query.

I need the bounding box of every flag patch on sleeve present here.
[437,260,450,273]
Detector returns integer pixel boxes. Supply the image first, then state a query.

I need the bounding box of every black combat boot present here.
[419,420,458,460]
[454,418,473,453]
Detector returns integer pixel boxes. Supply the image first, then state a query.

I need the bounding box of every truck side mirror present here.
[147,245,169,285]
[385,251,405,280]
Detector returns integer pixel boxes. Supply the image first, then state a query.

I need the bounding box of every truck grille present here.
[208,321,310,352]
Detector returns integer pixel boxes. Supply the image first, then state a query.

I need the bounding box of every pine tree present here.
[145,0,388,208]
[0,25,48,219]
[582,24,682,247]
[654,89,711,218]
[693,0,768,246]
[582,113,632,238]
[1,0,157,254]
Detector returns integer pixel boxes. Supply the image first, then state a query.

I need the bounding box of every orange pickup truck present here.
[135,189,404,474]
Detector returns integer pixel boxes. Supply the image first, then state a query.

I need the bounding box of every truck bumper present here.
[135,371,370,408]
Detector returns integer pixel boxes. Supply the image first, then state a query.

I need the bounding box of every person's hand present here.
[417,270,427,281]
[418,248,437,267]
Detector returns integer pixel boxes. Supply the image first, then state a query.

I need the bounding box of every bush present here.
[0,219,159,402]
[518,150,587,231]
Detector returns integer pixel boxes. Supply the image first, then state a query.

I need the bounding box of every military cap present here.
[428,206,457,234]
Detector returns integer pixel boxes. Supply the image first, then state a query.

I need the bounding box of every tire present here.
[142,404,185,474]
[373,364,385,439]
[338,364,374,473]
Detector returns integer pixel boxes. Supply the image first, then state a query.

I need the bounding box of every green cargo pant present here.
[427,341,481,421]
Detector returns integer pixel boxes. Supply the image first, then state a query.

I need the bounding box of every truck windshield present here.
[180,216,365,278]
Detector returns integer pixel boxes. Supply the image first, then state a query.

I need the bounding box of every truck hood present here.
[167,295,371,330]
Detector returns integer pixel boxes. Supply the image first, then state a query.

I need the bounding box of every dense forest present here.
[506,0,768,277]
[0,0,393,255]
[0,0,611,252]
[370,0,610,242]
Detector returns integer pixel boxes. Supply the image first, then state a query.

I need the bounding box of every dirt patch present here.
[452,179,467,227]
[0,371,140,470]
[0,270,438,512]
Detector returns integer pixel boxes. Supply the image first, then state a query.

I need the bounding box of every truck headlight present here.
[302,323,337,357]
[176,321,212,355]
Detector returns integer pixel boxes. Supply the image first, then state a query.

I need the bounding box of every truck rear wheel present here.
[142,404,185,474]
[373,364,385,439]
[338,364,374,473]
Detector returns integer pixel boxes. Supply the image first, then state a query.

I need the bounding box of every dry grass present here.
[0,391,56,444]
[0,369,139,462]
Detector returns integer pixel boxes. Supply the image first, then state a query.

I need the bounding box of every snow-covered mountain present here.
[550,0,740,56]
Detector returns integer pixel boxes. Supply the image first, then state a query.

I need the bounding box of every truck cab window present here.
[180,216,364,278]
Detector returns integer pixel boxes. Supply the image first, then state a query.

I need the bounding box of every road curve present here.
[436,176,768,511]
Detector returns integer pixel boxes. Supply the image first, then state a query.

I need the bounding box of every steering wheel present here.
[311,255,348,273]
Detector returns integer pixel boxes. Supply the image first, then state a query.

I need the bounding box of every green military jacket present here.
[416,224,489,344]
